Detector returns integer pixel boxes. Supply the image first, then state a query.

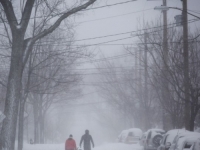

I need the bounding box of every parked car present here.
[144,129,165,150]
[169,132,200,150]
[172,135,200,150]
[157,129,189,150]
[192,137,200,150]
[117,128,143,144]
[140,132,148,146]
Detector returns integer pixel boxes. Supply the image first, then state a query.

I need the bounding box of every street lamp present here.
[154,5,200,20]
[154,6,169,11]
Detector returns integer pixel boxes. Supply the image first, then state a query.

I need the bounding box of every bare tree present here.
[135,19,200,131]
[0,0,96,150]
[95,57,157,130]
[22,30,81,145]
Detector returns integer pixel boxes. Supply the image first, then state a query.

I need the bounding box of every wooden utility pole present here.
[163,0,168,63]
[182,0,190,130]
[144,32,149,130]
[162,0,169,131]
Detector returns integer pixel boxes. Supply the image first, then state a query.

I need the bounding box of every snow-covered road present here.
[24,143,144,150]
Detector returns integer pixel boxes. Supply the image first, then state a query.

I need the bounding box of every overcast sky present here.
[71,0,200,105]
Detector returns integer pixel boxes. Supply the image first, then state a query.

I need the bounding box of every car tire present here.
[152,135,163,147]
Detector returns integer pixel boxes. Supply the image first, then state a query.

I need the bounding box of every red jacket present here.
[65,138,76,150]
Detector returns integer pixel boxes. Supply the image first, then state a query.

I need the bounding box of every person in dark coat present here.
[80,130,94,150]
[65,134,77,150]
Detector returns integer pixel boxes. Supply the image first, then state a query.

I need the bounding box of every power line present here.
[82,0,137,11]
[188,9,200,15]
[25,18,200,45]
[69,66,135,71]
[77,8,153,24]
[0,18,198,52]
[0,0,137,24]
[0,19,199,59]
[34,20,183,43]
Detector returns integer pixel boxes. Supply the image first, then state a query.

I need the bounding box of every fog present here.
[0,0,200,150]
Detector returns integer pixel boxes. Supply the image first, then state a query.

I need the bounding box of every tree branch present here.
[0,0,18,29]
[32,0,96,42]
[20,0,35,30]
[22,0,96,69]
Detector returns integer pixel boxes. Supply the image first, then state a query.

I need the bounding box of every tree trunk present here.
[18,99,25,150]
[33,98,39,144]
[0,31,24,150]
[39,115,45,144]
[190,115,195,131]
[145,106,151,130]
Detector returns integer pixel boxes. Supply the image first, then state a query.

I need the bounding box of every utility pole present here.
[162,0,168,131]
[163,0,168,63]
[148,0,169,130]
[182,0,190,130]
[144,32,149,130]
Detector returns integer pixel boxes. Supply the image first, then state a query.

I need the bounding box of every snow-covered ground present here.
[24,143,144,150]
[23,143,63,150]
[94,143,143,150]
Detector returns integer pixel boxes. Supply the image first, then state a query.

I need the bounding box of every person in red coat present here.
[65,134,77,150]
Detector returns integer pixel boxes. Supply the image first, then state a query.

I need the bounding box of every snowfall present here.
[23,143,143,150]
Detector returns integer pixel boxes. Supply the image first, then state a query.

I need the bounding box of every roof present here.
[165,129,188,143]
[147,128,165,133]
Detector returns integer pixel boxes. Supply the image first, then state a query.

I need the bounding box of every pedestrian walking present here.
[80,130,94,150]
[65,134,77,150]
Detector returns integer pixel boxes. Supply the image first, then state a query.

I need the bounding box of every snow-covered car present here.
[171,135,200,150]
[157,129,189,150]
[169,131,200,150]
[117,128,143,144]
[191,138,200,150]
[140,132,147,146]
[144,129,165,150]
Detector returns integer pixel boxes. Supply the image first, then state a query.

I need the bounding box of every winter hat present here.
[85,130,89,134]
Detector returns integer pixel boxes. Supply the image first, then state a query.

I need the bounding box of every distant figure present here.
[30,138,34,144]
[80,130,94,150]
[65,134,77,150]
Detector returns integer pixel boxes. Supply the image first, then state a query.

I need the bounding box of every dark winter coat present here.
[80,133,94,150]
[65,138,76,150]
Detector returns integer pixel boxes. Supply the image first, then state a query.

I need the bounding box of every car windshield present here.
[184,142,192,149]
[128,132,134,136]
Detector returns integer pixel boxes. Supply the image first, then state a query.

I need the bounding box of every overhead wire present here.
[77,8,153,24]
[33,19,196,43]
[0,18,199,54]
[0,0,138,24]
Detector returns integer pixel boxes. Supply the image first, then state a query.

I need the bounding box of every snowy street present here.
[23,143,143,150]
